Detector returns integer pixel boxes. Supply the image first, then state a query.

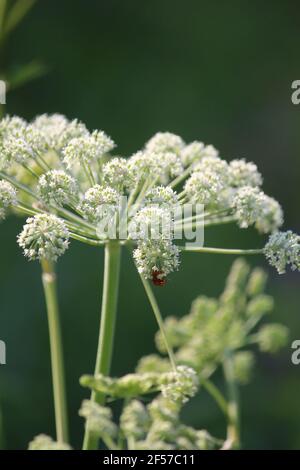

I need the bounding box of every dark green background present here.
[0,0,299,449]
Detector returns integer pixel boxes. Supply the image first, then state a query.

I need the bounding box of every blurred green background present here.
[0,0,299,450]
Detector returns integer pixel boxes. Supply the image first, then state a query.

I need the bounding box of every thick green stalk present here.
[41,259,68,444]
[223,350,240,449]
[83,241,121,450]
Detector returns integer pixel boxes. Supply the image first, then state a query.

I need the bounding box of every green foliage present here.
[76,259,289,450]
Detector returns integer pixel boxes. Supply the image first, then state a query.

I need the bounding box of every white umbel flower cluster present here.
[0,180,17,220]
[229,159,263,188]
[145,186,179,206]
[17,214,69,261]
[145,132,185,155]
[63,130,115,168]
[79,184,120,225]
[102,157,133,190]
[37,170,78,206]
[0,114,298,278]
[32,113,88,150]
[161,366,199,404]
[133,239,180,281]
[233,186,283,233]
[264,231,300,274]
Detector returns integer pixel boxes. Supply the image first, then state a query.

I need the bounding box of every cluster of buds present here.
[0,114,298,284]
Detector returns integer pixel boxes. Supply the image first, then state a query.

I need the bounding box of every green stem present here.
[182,246,263,255]
[138,274,177,371]
[83,241,122,450]
[200,377,228,417]
[169,162,194,189]
[41,259,68,444]
[223,350,240,449]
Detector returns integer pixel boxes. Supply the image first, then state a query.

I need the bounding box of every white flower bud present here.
[257,324,289,353]
[17,214,69,261]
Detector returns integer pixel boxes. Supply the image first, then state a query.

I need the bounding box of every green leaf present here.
[0,0,7,34]
[6,60,48,90]
[3,0,36,39]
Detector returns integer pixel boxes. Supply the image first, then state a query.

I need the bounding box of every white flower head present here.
[145,132,185,155]
[194,155,229,178]
[233,186,283,233]
[0,180,17,220]
[229,159,263,188]
[32,113,88,150]
[184,169,224,205]
[128,150,183,185]
[181,141,205,166]
[161,366,199,404]
[79,184,120,224]
[129,206,174,240]
[264,230,300,274]
[0,115,27,139]
[63,130,115,168]
[133,238,180,280]
[37,170,78,206]
[145,186,179,207]
[102,157,132,190]
[0,135,35,168]
[17,213,69,261]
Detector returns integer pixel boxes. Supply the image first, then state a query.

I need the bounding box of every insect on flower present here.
[151,269,167,287]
